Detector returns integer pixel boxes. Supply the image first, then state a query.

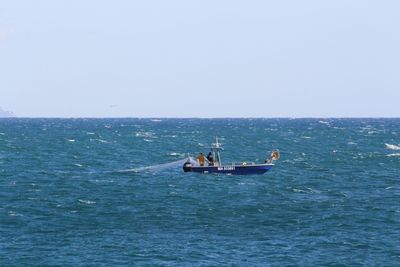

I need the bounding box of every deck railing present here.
[231,162,256,166]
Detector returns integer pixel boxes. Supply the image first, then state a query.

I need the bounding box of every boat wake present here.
[117,158,191,173]
[385,143,400,150]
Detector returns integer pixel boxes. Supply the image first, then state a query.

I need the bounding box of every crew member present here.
[207,152,214,166]
[197,153,206,166]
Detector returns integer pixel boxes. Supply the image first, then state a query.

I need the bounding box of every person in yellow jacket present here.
[197,153,206,166]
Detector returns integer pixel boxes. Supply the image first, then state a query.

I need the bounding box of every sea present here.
[0,118,399,266]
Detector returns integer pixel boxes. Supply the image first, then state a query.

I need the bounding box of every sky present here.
[1,0,399,118]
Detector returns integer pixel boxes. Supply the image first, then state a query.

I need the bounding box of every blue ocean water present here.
[0,118,399,266]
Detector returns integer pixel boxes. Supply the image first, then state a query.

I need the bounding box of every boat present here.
[183,138,279,175]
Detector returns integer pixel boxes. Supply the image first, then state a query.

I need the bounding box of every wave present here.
[135,131,155,138]
[78,199,96,205]
[387,153,400,157]
[385,143,400,150]
[168,152,185,157]
[318,120,330,126]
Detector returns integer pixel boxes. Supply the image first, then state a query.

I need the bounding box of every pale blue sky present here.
[1,0,399,117]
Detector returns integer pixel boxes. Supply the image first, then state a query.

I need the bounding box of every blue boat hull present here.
[185,164,274,175]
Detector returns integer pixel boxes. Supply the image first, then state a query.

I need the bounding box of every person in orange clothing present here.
[197,153,206,166]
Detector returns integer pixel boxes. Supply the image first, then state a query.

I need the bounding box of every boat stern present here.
[182,160,193,172]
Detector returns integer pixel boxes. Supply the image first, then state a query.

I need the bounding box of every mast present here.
[211,137,223,166]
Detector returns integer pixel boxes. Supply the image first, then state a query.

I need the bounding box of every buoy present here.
[271,150,280,160]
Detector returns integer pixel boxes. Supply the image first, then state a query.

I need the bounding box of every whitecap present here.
[151,119,162,122]
[89,179,114,184]
[74,163,83,167]
[385,143,400,150]
[67,139,75,142]
[86,132,95,135]
[0,133,5,135]
[293,188,308,193]
[97,139,109,143]
[117,168,140,173]
[78,199,96,205]
[387,153,400,157]
[144,139,153,142]
[168,152,184,156]
[8,211,23,217]
[307,187,321,193]
[318,120,330,125]
[135,131,155,138]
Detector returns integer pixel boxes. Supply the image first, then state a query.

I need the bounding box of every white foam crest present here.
[385,143,400,150]
[387,153,400,157]
[168,152,185,157]
[8,211,23,217]
[293,188,308,193]
[135,131,155,138]
[293,187,319,194]
[78,199,96,205]
[318,120,330,125]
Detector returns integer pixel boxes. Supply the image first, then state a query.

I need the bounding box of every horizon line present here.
[1,116,400,119]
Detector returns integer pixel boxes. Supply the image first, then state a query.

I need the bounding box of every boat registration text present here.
[218,166,235,171]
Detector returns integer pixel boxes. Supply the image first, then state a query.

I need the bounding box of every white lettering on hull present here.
[217,166,235,171]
